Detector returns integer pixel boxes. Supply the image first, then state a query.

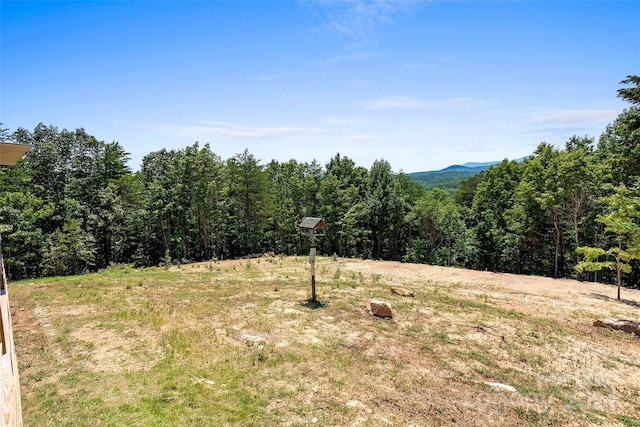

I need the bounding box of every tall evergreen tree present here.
[318,154,370,257]
[226,149,272,255]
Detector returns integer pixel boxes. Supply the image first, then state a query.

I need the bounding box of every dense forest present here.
[1,76,639,289]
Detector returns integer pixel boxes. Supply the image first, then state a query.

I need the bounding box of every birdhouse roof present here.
[0,143,31,166]
[298,217,327,230]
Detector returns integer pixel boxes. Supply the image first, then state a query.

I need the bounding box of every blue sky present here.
[2,1,639,172]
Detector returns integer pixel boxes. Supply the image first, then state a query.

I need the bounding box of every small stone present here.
[194,378,215,386]
[241,331,267,346]
[485,382,517,392]
[312,417,318,423]
[390,287,415,297]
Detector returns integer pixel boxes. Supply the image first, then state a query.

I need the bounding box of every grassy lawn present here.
[9,256,640,426]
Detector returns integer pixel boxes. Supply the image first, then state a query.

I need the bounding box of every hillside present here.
[407,163,494,192]
[11,257,640,426]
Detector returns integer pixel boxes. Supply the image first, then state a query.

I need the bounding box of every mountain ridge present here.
[406,160,503,192]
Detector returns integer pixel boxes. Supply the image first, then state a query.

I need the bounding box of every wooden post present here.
[298,217,326,305]
[309,242,317,303]
[0,236,23,427]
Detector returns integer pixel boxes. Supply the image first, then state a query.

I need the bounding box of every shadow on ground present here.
[301,299,325,310]
[587,292,640,309]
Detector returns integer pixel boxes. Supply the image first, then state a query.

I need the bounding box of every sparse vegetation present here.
[11,256,640,426]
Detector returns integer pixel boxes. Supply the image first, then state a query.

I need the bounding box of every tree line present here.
[1,76,639,289]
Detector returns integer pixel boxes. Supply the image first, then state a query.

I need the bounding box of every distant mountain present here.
[460,161,500,168]
[407,158,525,192]
[407,162,496,193]
[434,164,490,174]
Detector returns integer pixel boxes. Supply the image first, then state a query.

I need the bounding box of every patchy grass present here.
[10,257,640,426]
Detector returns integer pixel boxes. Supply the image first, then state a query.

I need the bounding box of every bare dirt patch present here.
[71,324,162,374]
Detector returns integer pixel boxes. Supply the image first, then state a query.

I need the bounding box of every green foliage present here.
[318,154,371,258]
[226,149,273,256]
[617,75,640,105]
[0,191,53,278]
[405,189,475,266]
[469,159,522,272]
[1,75,640,289]
[617,415,640,427]
[575,182,640,297]
[44,218,97,276]
[598,107,640,186]
[367,159,409,259]
[575,247,616,272]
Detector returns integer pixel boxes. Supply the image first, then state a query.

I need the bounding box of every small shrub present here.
[618,415,640,427]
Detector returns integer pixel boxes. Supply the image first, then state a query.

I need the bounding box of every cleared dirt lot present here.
[10,257,640,426]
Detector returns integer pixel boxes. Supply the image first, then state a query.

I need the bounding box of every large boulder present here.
[369,300,393,318]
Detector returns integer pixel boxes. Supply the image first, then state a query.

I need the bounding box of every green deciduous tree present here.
[406,188,475,266]
[44,218,97,276]
[0,191,53,279]
[266,159,320,255]
[598,107,640,186]
[599,77,640,186]
[576,183,640,299]
[469,160,522,272]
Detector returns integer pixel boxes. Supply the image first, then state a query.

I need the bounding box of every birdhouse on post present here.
[298,217,327,303]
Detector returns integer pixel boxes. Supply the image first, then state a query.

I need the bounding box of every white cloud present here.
[533,109,619,124]
[310,0,418,38]
[344,134,375,142]
[324,115,367,126]
[363,96,432,110]
[150,121,321,140]
[255,71,307,81]
[314,51,378,65]
[363,96,494,110]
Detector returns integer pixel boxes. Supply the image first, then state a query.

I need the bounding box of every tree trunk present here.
[573,196,582,266]
[553,210,564,278]
[616,251,621,300]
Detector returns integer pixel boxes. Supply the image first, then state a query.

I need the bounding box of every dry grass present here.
[9,256,640,426]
